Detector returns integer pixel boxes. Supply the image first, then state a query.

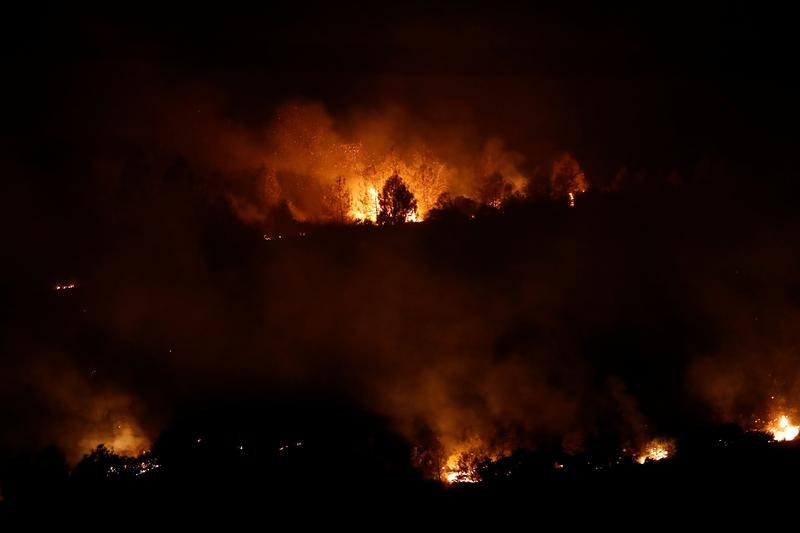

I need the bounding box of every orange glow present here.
[437,437,507,485]
[766,414,800,442]
[636,438,675,464]
[343,152,443,222]
[441,451,480,484]
[350,184,381,222]
[54,282,77,291]
[551,151,588,207]
[79,419,151,458]
[228,103,559,225]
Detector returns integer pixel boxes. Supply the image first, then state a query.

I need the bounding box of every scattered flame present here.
[106,456,162,477]
[636,438,675,464]
[766,414,800,442]
[54,282,77,291]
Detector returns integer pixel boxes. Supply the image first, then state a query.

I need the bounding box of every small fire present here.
[54,282,77,291]
[568,192,575,208]
[442,452,480,484]
[636,438,675,464]
[766,415,800,442]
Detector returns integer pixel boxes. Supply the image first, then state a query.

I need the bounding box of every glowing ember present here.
[767,415,800,442]
[133,458,161,476]
[636,439,675,464]
[102,451,161,478]
[106,456,161,477]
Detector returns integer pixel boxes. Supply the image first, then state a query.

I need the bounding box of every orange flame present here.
[636,438,675,464]
[437,436,508,485]
[766,414,799,442]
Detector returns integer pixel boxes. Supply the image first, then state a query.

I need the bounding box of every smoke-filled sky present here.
[2,2,800,467]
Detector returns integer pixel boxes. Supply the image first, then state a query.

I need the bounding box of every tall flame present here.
[767,415,799,442]
[350,185,381,222]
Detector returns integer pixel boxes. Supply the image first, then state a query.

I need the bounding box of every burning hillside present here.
[3,1,800,519]
[224,103,588,227]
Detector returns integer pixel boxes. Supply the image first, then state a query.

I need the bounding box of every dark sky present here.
[5,1,799,171]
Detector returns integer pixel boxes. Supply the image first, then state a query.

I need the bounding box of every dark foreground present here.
[2,421,799,522]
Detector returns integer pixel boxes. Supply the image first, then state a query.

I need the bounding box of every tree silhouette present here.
[377,174,417,225]
[427,192,480,222]
[478,172,512,208]
[73,444,120,481]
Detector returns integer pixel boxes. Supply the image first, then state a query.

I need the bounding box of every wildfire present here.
[258,103,563,224]
[350,185,381,222]
[766,415,800,442]
[636,438,675,464]
[54,282,77,291]
[433,436,510,485]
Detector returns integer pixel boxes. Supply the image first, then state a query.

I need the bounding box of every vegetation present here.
[377,174,418,225]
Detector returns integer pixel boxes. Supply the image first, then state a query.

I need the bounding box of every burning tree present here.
[427,192,480,221]
[412,152,446,216]
[377,174,418,225]
[324,175,352,223]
